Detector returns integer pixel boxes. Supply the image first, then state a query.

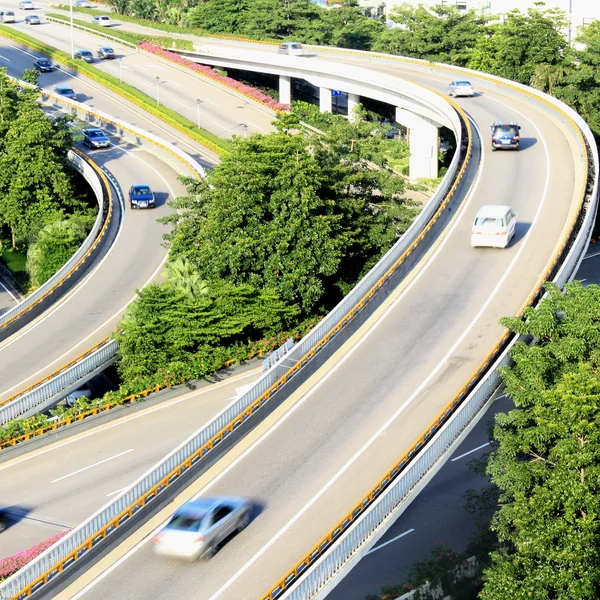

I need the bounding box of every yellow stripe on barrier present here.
[258,61,592,600]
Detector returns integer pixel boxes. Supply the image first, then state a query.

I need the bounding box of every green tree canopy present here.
[161,114,412,314]
[481,282,600,599]
[374,4,488,66]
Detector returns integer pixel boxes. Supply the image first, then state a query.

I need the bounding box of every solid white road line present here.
[0,369,259,473]
[583,250,600,260]
[51,449,134,483]
[106,486,130,497]
[0,278,19,303]
[366,529,415,555]
[451,442,490,462]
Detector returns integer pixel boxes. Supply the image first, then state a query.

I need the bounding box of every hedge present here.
[0,316,321,449]
[46,13,194,51]
[0,24,230,155]
[54,5,281,45]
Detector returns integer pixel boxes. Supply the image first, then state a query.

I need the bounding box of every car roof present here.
[475,204,512,218]
[85,128,105,134]
[132,184,151,189]
[55,85,72,90]
[455,80,472,84]
[100,46,113,50]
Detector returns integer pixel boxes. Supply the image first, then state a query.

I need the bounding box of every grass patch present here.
[0,24,230,155]
[46,13,194,51]
[1,246,29,290]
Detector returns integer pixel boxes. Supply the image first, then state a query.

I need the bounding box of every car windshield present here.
[87,130,104,138]
[81,51,92,56]
[475,217,504,228]
[133,187,151,195]
[457,81,471,86]
[495,126,518,136]
[38,59,50,65]
[102,48,114,53]
[166,515,203,532]
[59,88,74,94]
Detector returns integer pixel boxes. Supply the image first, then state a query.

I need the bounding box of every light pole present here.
[155,76,160,106]
[69,0,74,59]
[240,123,248,138]
[196,98,201,128]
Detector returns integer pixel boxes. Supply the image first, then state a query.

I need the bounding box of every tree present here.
[163,256,209,298]
[161,117,412,314]
[188,0,249,34]
[467,6,568,84]
[115,280,299,381]
[0,89,79,249]
[374,4,488,66]
[21,68,40,88]
[480,282,600,599]
[322,0,383,50]
[26,215,93,288]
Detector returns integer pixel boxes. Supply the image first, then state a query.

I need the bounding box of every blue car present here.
[82,128,111,149]
[54,84,77,100]
[129,184,155,209]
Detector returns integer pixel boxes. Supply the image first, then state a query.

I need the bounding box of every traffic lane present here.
[327,394,513,600]
[9,18,275,136]
[0,369,262,558]
[79,86,576,600]
[0,277,19,315]
[577,246,600,285]
[0,39,218,168]
[0,146,185,398]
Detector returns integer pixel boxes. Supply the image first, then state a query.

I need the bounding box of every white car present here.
[74,0,92,6]
[471,205,517,249]
[92,15,111,26]
[448,80,475,97]
[19,0,34,9]
[2,11,15,22]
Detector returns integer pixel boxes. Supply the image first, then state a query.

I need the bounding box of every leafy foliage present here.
[162,110,412,314]
[480,283,600,599]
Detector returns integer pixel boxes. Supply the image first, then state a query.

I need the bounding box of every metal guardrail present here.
[0,78,469,600]
[0,148,109,334]
[0,341,118,425]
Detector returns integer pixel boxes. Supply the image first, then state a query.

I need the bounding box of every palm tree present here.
[163,257,210,298]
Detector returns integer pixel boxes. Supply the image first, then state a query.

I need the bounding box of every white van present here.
[2,11,15,23]
[278,42,304,56]
[471,205,517,248]
[65,387,92,407]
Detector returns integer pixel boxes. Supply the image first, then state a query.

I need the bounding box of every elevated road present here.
[40,38,586,600]
[0,31,275,402]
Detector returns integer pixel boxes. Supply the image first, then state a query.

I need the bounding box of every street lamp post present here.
[69,0,74,59]
[156,76,160,106]
[196,98,201,128]
[241,124,248,138]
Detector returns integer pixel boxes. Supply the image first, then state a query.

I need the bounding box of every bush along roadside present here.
[46,13,195,51]
[0,530,70,581]
[0,317,321,450]
[0,24,230,155]
[138,42,289,111]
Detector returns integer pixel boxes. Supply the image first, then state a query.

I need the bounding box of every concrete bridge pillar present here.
[396,107,439,180]
[319,87,332,113]
[347,93,360,122]
[279,75,291,105]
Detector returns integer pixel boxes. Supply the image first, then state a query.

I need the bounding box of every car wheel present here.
[491,146,497,152]
[130,202,134,209]
[237,511,250,533]
[203,542,218,559]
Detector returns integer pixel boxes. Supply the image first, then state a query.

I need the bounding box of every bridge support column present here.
[320,87,332,113]
[396,108,439,180]
[279,75,291,105]
[347,93,360,122]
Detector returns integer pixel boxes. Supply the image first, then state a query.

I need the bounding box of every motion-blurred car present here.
[471,205,517,249]
[24,14,40,24]
[448,80,475,97]
[278,41,303,56]
[74,50,94,63]
[92,15,111,26]
[82,128,111,149]
[2,11,15,23]
[34,57,53,72]
[97,46,115,59]
[54,84,77,100]
[153,497,251,560]
[74,0,92,6]
[490,121,521,151]
[19,0,34,9]
[129,184,155,209]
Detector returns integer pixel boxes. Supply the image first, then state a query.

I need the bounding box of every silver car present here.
[448,80,475,97]
[153,497,251,560]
